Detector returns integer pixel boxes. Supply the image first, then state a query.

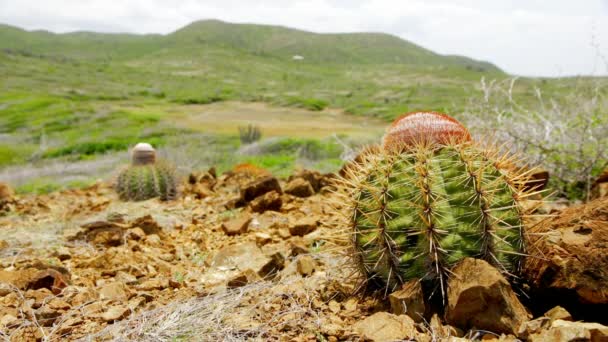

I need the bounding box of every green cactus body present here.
[116,162,177,201]
[343,141,528,295]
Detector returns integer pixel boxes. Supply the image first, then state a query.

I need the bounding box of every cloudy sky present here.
[1,0,607,77]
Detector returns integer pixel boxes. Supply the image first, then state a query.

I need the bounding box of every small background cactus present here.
[115,143,178,201]
[333,112,541,301]
[239,124,262,144]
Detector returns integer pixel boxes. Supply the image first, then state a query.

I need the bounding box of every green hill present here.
[0,19,500,70]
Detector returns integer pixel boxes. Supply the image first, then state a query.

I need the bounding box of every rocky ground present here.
[0,166,607,341]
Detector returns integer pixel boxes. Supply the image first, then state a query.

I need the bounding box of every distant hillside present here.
[0,19,500,71]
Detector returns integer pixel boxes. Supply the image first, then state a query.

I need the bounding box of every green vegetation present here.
[0,19,605,194]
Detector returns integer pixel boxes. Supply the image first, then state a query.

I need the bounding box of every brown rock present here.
[353,312,419,341]
[227,269,261,288]
[259,252,285,278]
[76,220,129,246]
[249,190,282,213]
[240,176,282,202]
[445,258,531,335]
[125,227,146,241]
[517,316,550,340]
[523,169,550,192]
[212,242,284,279]
[131,214,163,235]
[591,169,608,199]
[0,182,14,200]
[35,305,62,326]
[524,197,608,305]
[296,255,315,276]
[221,214,252,236]
[289,217,318,236]
[99,282,129,301]
[529,319,608,342]
[389,280,427,323]
[0,240,8,250]
[27,269,69,294]
[254,232,272,246]
[545,306,573,323]
[288,169,324,192]
[136,278,169,291]
[0,182,14,211]
[101,305,130,322]
[284,177,315,197]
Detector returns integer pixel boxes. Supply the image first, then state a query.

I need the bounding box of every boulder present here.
[445,258,531,335]
[353,312,419,341]
[240,176,282,202]
[389,280,427,323]
[284,178,315,198]
[524,197,608,306]
[249,190,282,213]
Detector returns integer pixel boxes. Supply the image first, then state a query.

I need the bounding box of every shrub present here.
[462,78,608,200]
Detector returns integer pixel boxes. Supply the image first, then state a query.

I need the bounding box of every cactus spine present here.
[115,143,177,201]
[336,112,536,298]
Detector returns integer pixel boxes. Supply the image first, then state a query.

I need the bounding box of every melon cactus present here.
[115,143,178,201]
[335,112,541,300]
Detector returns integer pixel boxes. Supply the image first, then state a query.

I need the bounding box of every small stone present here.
[221,214,252,236]
[131,214,163,235]
[145,234,162,246]
[35,305,62,326]
[289,217,318,236]
[28,269,70,295]
[136,278,169,291]
[227,269,261,288]
[529,319,608,342]
[296,255,315,276]
[389,280,426,323]
[116,271,138,284]
[284,177,315,197]
[99,282,129,301]
[328,300,341,313]
[254,232,272,246]
[259,252,285,278]
[277,228,291,239]
[0,240,9,250]
[125,227,146,241]
[47,298,71,311]
[1,314,18,327]
[240,176,282,202]
[544,306,572,323]
[249,190,282,213]
[101,305,130,322]
[353,312,418,341]
[445,258,531,335]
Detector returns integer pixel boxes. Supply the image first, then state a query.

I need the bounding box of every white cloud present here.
[0,0,606,76]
